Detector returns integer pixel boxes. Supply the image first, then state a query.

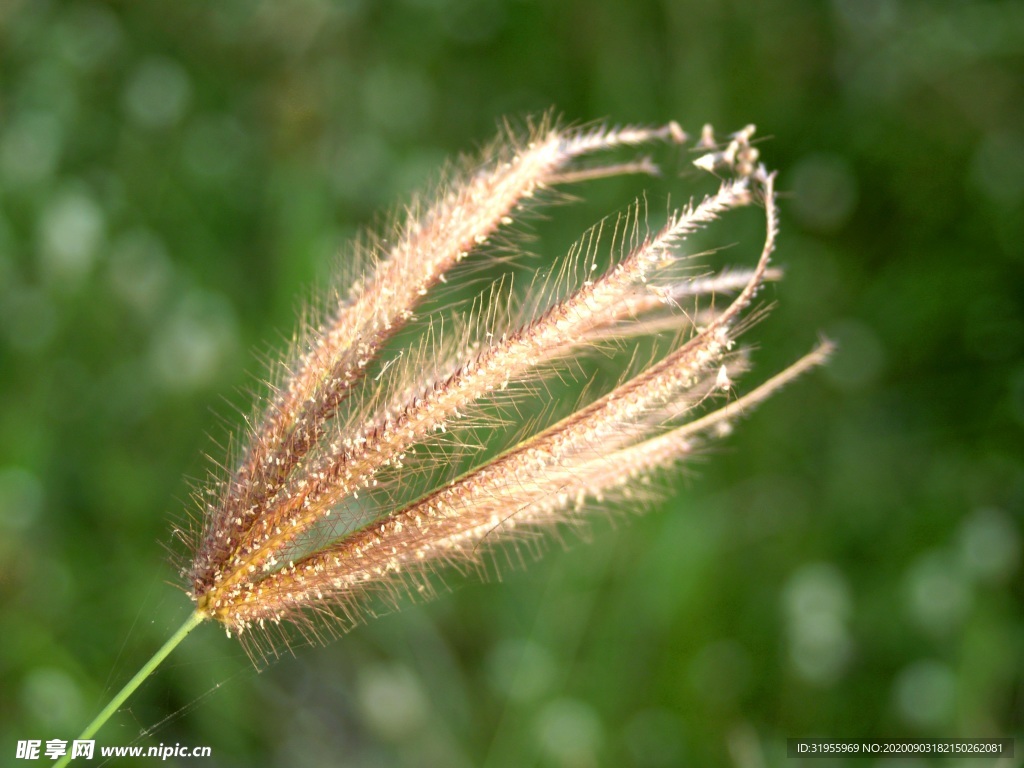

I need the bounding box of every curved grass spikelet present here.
[185,119,831,650]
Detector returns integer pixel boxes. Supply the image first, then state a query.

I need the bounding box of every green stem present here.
[54,610,207,768]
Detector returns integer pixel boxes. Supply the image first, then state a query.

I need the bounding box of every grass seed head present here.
[183,117,830,656]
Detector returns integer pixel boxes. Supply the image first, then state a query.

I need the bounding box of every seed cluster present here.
[185,118,829,651]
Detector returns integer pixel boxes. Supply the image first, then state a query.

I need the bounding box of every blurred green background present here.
[1,0,1022,766]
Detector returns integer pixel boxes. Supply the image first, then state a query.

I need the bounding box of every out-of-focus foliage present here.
[1,1,1021,766]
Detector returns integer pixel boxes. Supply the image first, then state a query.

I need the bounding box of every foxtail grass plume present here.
[52,117,830,768]
[181,117,831,656]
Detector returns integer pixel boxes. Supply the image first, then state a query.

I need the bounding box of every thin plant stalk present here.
[53,611,207,768]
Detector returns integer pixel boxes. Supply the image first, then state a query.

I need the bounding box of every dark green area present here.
[1,1,1022,766]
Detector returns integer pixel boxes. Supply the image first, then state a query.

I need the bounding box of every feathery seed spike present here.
[178,118,830,648]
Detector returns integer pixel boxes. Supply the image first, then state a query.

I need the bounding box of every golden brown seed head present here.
[184,118,829,652]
